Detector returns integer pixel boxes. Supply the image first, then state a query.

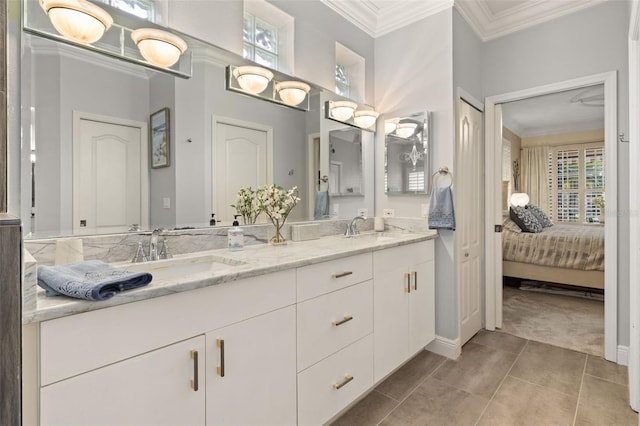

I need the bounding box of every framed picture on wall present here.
[150,107,170,168]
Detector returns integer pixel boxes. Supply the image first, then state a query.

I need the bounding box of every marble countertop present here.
[23,230,438,324]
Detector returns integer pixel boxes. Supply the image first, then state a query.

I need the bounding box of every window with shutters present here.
[548,143,604,223]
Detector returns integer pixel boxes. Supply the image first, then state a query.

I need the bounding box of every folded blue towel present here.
[314,190,330,219]
[428,187,456,230]
[37,260,152,301]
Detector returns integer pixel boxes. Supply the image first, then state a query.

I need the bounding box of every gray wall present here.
[453,9,483,102]
[482,1,630,345]
[374,9,458,340]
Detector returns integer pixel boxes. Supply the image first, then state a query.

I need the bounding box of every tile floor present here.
[331,331,638,425]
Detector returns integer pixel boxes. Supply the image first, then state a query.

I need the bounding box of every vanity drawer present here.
[297,280,373,372]
[297,334,373,426]
[297,253,372,302]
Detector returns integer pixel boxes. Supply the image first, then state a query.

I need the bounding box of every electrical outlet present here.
[383,209,395,217]
[163,197,171,209]
[357,208,368,217]
[421,204,429,218]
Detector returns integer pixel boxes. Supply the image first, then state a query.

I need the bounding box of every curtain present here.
[521,146,549,211]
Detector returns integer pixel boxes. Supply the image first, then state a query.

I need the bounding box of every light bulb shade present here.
[330,101,357,121]
[40,0,113,44]
[510,192,530,207]
[275,81,310,106]
[396,122,417,138]
[354,110,379,129]
[131,28,188,68]
[232,66,274,94]
[384,121,397,135]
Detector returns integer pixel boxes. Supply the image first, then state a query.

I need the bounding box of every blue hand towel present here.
[314,190,330,219]
[428,187,456,230]
[37,260,152,301]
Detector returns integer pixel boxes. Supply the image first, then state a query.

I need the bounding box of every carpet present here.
[502,285,604,357]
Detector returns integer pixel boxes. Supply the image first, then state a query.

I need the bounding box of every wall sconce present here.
[510,193,530,207]
[395,122,418,138]
[232,66,274,95]
[39,0,113,44]
[329,101,358,121]
[275,81,310,106]
[354,110,380,129]
[131,28,188,68]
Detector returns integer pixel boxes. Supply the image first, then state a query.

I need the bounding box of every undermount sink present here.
[343,232,403,242]
[118,253,246,281]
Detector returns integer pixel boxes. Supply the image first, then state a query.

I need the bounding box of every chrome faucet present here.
[148,228,163,261]
[345,215,366,237]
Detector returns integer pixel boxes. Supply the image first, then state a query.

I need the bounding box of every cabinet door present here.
[41,336,206,426]
[373,260,410,382]
[206,306,297,426]
[409,259,435,355]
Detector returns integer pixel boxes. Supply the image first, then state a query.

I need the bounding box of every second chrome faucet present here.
[344,215,366,237]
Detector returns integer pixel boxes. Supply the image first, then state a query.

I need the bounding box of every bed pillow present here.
[526,204,554,228]
[509,206,543,233]
[502,215,523,233]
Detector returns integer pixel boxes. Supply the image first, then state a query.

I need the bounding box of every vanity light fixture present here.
[510,192,530,207]
[39,0,113,44]
[354,110,380,129]
[232,66,274,95]
[131,28,188,68]
[395,122,418,138]
[384,120,398,135]
[329,101,358,121]
[275,81,311,106]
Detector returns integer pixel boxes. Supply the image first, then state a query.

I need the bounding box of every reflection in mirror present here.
[328,128,363,196]
[384,112,430,195]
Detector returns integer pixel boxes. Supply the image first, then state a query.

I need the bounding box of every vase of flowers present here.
[230,186,261,225]
[255,184,300,244]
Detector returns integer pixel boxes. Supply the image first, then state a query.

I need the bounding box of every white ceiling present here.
[320,0,608,40]
[501,85,605,138]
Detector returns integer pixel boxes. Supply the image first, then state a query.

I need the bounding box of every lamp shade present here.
[384,121,398,135]
[396,122,417,138]
[510,192,530,207]
[275,81,311,106]
[131,28,188,68]
[354,110,379,129]
[330,101,357,121]
[232,66,274,95]
[40,0,113,44]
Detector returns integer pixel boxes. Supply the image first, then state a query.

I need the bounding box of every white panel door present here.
[214,122,270,224]
[41,336,206,426]
[457,99,484,345]
[74,116,146,234]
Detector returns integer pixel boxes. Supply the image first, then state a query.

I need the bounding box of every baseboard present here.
[617,345,629,366]
[426,335,461,359]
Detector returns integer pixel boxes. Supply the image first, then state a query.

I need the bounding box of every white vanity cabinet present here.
[373,240,435,382]
[40,336,206,426]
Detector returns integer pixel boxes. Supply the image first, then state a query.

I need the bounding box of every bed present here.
[502,217,605,290]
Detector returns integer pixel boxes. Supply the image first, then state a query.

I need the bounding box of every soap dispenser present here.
[209,213,216,226]
[228,215,244,251]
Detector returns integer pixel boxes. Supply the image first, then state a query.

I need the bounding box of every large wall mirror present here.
[384,112,430,195]
[18,0,375,238]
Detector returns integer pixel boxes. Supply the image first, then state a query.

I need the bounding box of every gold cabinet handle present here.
[332,315,354,327]
[216,338,225,377]
[331,271,353,279]
[190,350,199,391]
[333,374,354,390]
[412,271,418,291]
[404,272,410,293]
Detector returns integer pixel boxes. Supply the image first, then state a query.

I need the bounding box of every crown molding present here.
[455,0,608,42]
[320,0,378,36]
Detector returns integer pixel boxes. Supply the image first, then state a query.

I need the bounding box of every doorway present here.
[72,112,149,235]
[484,72,618,362]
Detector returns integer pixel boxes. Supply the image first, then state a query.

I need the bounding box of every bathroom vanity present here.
[23,230,436,425]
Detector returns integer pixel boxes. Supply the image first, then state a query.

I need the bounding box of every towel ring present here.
[432,167,453,188]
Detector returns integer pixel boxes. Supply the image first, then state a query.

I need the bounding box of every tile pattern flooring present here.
[332,331,638,425]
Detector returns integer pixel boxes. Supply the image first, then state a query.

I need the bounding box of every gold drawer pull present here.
[332,315,354,327]
[333,374,354,390]
[412,271,418,291]
[332,271,353,279]
[404,272,410,293]
[216,338,225,377]
[190,350,199,391]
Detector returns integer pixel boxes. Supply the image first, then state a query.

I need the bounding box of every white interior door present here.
[73,113,148,235]
[457,98,484,345]
[213,119,272,224]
